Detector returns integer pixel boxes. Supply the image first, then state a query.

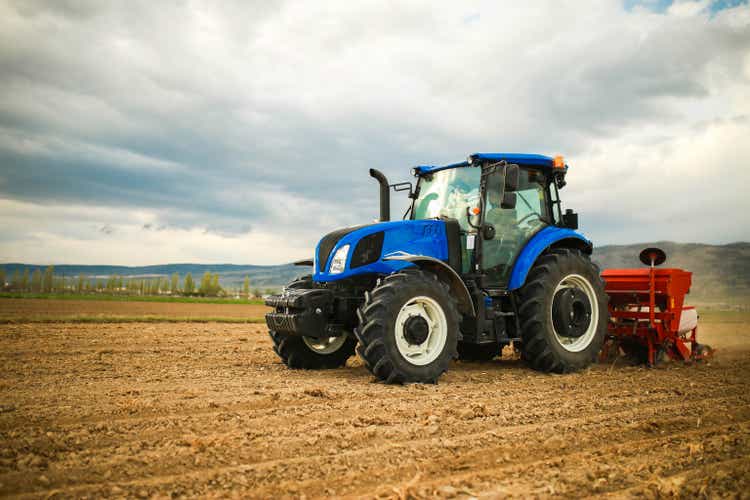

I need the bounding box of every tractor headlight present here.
[328,245,350,274]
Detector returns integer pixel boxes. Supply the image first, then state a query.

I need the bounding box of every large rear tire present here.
[355,269,459,384]
[517,248,607,373]
[268,330,356,369]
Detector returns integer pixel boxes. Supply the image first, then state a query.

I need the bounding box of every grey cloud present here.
[0,0,748,263]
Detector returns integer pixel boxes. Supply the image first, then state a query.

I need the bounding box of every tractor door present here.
[481,167,549,287]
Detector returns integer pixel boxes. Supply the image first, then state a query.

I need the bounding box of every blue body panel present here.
[472,153,556,167]
[314,220,449,282]
[414,161,470,175]
[507,226,591,291]
[415,152,565,175]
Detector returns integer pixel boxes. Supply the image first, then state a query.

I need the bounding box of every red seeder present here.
[600,248,713,365]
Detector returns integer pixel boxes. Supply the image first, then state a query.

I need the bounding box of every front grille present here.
[350,231,384,269]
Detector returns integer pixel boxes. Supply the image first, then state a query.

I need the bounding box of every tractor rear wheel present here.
[268,330,356,369]
[355,269,459,384]
[517,248,607,373]
[457,342,501,362]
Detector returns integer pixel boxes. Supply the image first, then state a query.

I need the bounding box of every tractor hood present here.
[314,219,449,282]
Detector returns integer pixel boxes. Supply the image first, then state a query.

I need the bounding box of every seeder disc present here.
[639,247,667,266]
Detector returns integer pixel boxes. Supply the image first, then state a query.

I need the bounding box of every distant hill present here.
[0,263,309,290]
[3,242,748,303]
[592,242,750,306]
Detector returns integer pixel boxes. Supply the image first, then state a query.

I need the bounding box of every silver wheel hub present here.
[550,274,599,353]
[395,296,448,366]
[303,335,347,354]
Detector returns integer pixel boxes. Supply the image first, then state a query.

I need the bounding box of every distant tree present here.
[199,271,211,296]
[211,273,221,296]
[42,266,54,293]
[170,273,180,294]
[252,288,261,299]
[31,269,42,293]
[264,288,276,297]
[184,273,195,295]
[76,274,86,293]
[11,270,21,291]
[243,275,250,297]
[0,267,5,289]
[21,269,29,292]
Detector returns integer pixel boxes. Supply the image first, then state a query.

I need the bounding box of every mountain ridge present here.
[2,241,748,302]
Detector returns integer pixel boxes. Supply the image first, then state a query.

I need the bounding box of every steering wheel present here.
[517,212,540,227]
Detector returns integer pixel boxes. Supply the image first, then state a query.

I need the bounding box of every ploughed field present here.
[0,298,268,321]
[0,305,749,498]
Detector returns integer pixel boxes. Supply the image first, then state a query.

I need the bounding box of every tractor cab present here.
[410,153,578,289]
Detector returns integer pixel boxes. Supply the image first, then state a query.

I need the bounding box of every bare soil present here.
[0,299,269,320]
[0,316,748,498]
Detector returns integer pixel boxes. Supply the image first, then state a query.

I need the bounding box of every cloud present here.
[0,0,748,264]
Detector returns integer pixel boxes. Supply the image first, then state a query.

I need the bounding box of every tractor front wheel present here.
[355,269,459,384]
[268,331,356,369]
[518,248,607,373]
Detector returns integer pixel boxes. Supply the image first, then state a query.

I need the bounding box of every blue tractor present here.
[265,153,608,383]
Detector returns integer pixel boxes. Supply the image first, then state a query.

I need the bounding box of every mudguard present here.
[507,226,592,291]
[382,254,475,317]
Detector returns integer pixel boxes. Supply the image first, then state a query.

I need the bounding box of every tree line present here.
[0,267,273,298]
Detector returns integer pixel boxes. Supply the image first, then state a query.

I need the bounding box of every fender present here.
[508,226,593,291]
[383,254,476,317]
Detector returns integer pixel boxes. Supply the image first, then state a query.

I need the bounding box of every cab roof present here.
[414,153,565,175]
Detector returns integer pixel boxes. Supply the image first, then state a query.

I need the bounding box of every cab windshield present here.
[411,167,480,230]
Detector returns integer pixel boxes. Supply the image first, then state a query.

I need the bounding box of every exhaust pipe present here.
[369,168,390,222]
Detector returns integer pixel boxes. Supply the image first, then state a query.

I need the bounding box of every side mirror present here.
[501,192,517,209]
[562,209,578,229]
[391,181,414,198]
[504,164,519,192]
[482,224,496,240]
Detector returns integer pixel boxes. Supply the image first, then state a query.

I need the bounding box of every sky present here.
[0,0,748,266]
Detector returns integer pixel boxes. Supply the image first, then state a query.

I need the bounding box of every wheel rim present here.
[550,274,599,353]
[394,296,448,366]
[303,335,348,354]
